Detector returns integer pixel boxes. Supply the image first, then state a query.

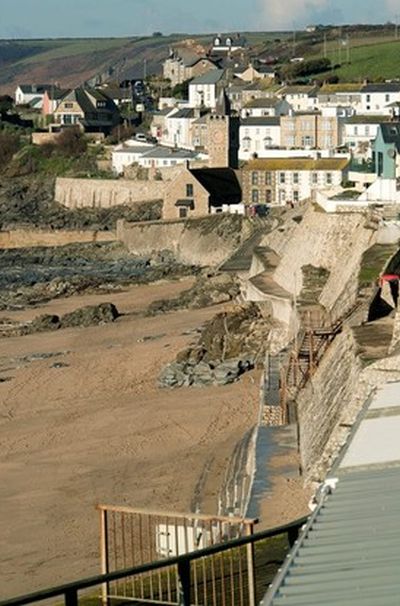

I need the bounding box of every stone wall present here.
[296,326,361,478]
[117,215,254,267]
[55,177,166,209]
[0,228,115,249]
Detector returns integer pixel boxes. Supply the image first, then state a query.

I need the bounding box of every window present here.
[366,94,371,103]
[326,172,332,185]
[301,136,313,147]
[312,172,318,184]
[64,102,73,109]
[293,172,299,184]
[251,189,259,203]
[186,183,194,197]
[354,126,358,136]
[278,189,286,204]
[179,207,188,218]
[279,172,286,184]
[265,171,272,185]
[365,126,370,136]
[243,137,251,151]
[293,190,299,203]
[264,136,273,149]
[251,171,259,185]
[386,94,390,103]
[377,151,384,176]
[286,135,295,147]
[265,189,272,204]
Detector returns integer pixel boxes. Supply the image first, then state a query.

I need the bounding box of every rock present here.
[61,302,119,328]
[158,362,187,388]
[28,314,60,333]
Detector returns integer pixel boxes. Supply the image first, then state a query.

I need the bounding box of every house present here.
[163,165,242,219]
[42,88,70,116]
[344,115,391,157]
[280,111,343,149]
[241,97,291,118]
[15,84,52,108]
[317,83,363,112]
[242,157,349,206]
[226,81,248,112]
[278,85,319,112]
[360,83,400,115]
[53,87,120,134]
[112,140,156,174]
[138,146,202,169]
[98,86,133,107]
[241,81,279,106]
[162,107,207,149]
[188,70,225,109]
[150,107,177,140]
[372,122,400,179]
[234,63,276,82]
[239,117,281,160]
[163,49,219,87]
[211,34,246,54]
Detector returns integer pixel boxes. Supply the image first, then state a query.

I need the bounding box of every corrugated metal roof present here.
[262,381,400,606]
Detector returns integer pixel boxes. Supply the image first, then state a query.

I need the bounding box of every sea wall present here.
[268,207,377,320]
[296,326,361,478]
[55,177,166,209]
[117,215,254,267]
[0,228,115,249]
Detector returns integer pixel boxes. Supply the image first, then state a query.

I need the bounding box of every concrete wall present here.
[55,177,166,209]
[270,207,376,320]
[117,215,254,267]
[0,228,115,249]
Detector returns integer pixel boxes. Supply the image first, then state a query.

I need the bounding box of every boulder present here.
[61,303,119,328]
[29,314,60,333]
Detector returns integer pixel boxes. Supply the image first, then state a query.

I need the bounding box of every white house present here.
[112,140,156,174]
[212,35,246,53]
[278,85,319,112]
[189,70,225,109]
[241,97,292,119]
[15,84,51,108]
[359,83,400,115]
[162,108,204,149]
[138,146,204,169]
[343,116,389,158]
[239,117,281,160]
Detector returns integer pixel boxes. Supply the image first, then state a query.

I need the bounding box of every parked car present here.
[134,133,148,143]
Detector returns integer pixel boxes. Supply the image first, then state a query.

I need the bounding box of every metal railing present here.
[0,516,308,606]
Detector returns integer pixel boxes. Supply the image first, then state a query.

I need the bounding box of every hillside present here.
[0,32,287,95]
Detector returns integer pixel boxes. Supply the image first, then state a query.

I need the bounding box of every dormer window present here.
[97,101,106,108]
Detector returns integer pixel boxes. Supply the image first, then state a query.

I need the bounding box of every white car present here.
[134,133,147,143]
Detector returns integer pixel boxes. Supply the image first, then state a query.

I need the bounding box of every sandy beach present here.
[0,279,261,598]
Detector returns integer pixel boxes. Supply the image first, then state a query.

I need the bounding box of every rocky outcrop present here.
[159,304,271,388]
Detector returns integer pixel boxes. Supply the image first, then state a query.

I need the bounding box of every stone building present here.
[163,51,218,88]
[163,165,242,219]
[207,89,239,168]
[280,111,343,149]
[242,157,349,206]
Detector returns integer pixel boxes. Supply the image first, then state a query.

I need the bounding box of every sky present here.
[0,0,400,38]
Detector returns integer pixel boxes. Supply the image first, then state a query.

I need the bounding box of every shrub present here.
[0,131,20,165]
[56,127,87,157]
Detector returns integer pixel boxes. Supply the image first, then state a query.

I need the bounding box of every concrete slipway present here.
[261,380,400,606]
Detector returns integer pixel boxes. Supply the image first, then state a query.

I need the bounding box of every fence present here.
[0,516,308,606]
[98,505,257,606]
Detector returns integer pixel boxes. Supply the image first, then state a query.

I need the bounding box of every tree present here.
[56,127,87,157]
[0,95,13,117]
[172,78,192,100]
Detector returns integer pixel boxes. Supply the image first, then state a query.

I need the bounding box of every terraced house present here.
[242,157,349,206]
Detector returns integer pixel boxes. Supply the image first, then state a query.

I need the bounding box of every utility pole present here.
[323,32,327,59]
[143,58,147,81]
[346,33,350,63]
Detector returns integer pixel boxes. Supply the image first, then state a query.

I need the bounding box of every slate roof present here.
[346,115,391,124]
[262,380,400,606]
[361,83,400,93]
[190,70,225,85]
[18,84,52,94]
[279,85,319,96]
[379,122,400,151]
[141,147,198,159]
[241,117,280,127]
[190,168,242,205]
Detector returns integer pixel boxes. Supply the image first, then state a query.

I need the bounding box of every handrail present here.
[0,515,309,606]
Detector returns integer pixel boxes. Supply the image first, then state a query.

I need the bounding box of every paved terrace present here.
[262,380,400,606]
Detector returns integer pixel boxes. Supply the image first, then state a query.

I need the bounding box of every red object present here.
[379,274,400,287]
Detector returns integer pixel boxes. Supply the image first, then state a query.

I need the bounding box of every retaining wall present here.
[0,228,115,249]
